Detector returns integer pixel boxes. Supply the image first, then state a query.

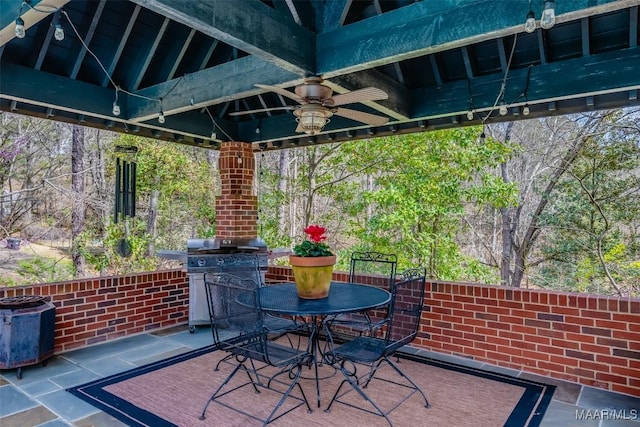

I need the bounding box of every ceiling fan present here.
[229,77,390,135]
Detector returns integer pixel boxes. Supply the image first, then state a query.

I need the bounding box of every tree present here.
[535,110,640,296]
[71,125,86,276]
[485,111,638,290]
[350,128,515,279]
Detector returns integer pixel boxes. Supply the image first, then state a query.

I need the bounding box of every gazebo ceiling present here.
[1,0,639,150]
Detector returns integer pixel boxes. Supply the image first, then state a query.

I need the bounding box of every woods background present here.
[1,109,639,296]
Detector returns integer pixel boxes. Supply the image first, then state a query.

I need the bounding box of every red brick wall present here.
[2,265,638,397]
[0,270,188,353]
[216,141,258,238]
[266,267,640,397]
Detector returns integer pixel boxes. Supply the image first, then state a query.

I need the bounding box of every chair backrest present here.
[349,251,397,290]
[398,267,427,281]
[383,273,426,356]
[209,253,263,285]
[204,272,262,350]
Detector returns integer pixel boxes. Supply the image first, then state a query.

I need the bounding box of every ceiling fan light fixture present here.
[294,106,332,135]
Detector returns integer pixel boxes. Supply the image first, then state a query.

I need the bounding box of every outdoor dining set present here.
[197,252,429,427]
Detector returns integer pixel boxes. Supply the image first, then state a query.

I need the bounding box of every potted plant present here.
[289,225,337,299]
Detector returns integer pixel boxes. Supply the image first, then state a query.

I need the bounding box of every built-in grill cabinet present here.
[0,296,56,379]
[186,237,268,332]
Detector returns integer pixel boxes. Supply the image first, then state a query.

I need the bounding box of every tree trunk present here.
[277,149,288,236]
[506,114,607,287]
[71,125,86,277]
[499,122,514,286]
[147,173,161,257]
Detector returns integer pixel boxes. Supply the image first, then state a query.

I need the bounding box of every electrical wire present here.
[20,2,187,106]
[480,32,519,124]
[204,107,234,141]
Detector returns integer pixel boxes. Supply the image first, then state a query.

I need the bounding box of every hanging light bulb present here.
[54,23,64,41]
[540,0,556,30]
[524,10,536,33]
[112,89,120,116]
[158,111,165,124]
[499,103,508,116]
[523,104,530,116]
[467,110,474,121]
[15,17,25,38]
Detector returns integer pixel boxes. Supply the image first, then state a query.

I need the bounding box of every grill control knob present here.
[197,258,206,267]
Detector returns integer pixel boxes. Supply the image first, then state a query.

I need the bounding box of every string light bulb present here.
[158,98,165,123]
[112,89,121,116]
[54,23,64,41]
[467,110,474,121]
[499,102,508,116]
[15,17,25,38]
[523,104,530,116]
[540,0,556,30]
[524,10,536,33]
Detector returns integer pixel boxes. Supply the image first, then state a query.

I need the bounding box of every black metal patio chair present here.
[212,253,304,335]
[324,273,430,426]
[206,254,303,372]
[200,273,312,426]
[325,251,398,337]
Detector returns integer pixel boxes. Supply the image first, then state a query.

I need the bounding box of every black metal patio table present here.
[255,281,391,408]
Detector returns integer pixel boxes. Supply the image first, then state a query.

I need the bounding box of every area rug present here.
[68,343,554,427]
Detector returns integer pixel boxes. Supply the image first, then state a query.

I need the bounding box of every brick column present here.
[216,141,258,238]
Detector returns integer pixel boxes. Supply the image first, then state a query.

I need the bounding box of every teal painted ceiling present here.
[0,0,638,150]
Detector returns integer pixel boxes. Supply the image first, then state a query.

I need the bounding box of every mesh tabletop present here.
[254,282,390,316]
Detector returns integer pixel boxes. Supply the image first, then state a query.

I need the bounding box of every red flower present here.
[303,225,327,244]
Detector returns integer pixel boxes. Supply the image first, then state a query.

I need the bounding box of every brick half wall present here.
[267,266,640,397]
[0,270,188,353]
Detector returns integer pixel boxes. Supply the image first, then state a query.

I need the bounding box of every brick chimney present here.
[215,141,258,239]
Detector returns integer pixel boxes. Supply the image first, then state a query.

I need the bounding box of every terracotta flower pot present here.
[289,255,337,299]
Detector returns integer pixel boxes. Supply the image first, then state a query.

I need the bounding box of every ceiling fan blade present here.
[334,108,389,126]
[327,87,388,107]
[255,84,303,103]
[228,106,295,116]
[295,122,305,133]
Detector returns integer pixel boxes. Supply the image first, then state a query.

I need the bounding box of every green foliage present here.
[84,219,159,275]
[293,240,333,257]
[16,257,74,283]
[0,276,18,287]
[108,135,218,249]
[535,124,640,295]
[345,128,516,279]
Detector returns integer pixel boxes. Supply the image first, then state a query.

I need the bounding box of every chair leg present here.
[325,367,393,427]
[214,353,234,371]
[263,364,312,425]
[384,356,430,408]
[200,362,244,420]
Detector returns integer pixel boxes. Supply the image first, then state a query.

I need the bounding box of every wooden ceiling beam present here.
[317,0,626,77]
[130,0,315,75]
[127,56,302,122]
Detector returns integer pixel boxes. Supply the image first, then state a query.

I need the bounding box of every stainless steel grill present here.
[186,237,268,332]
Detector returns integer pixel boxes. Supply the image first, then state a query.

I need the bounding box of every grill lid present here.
[187,237,267,254]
